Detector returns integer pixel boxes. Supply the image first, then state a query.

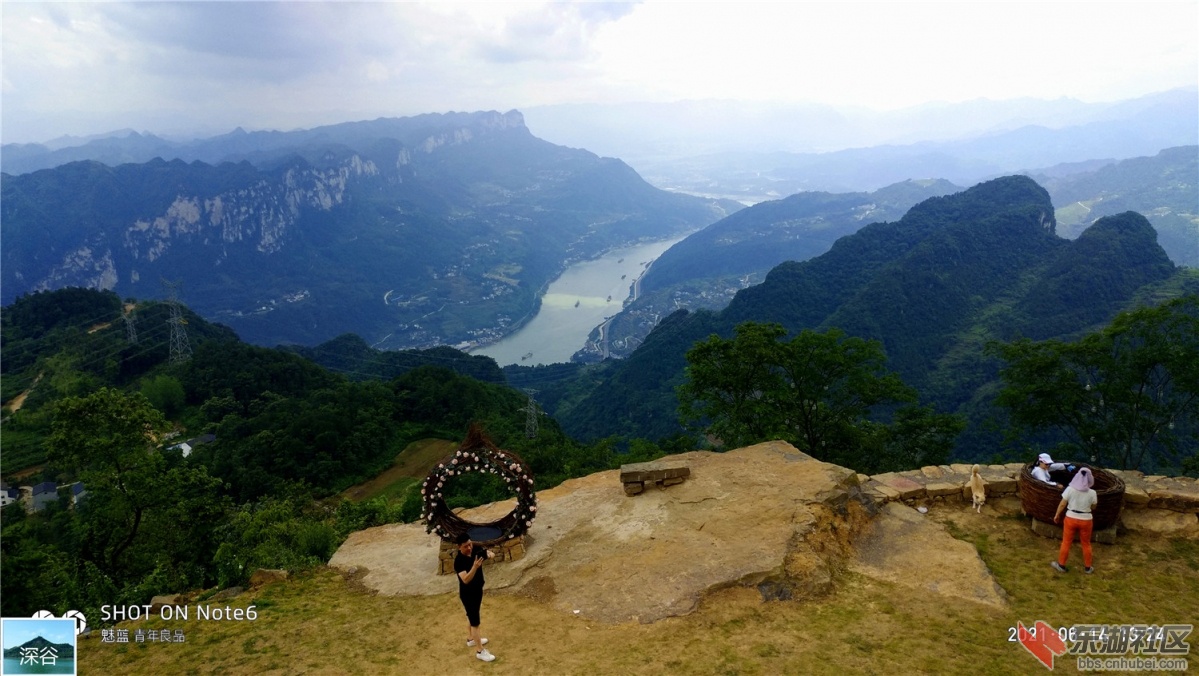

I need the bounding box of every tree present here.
[677,322,790,449]
[991,295,1199,471]
[678,322,939,470]
[46,388,225,588]
[140,374,185,417]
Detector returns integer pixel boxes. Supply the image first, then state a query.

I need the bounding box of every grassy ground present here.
[79,503,1198,675]
[340,438,457,502]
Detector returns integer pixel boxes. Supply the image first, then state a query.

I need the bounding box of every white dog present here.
[968,464,987,513]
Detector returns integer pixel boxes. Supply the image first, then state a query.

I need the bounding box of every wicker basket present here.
[1018,463,1125,530]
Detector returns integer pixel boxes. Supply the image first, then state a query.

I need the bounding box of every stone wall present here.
[859,464,1199,538]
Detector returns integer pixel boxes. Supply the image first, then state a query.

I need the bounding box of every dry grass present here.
[79,504,1199,675]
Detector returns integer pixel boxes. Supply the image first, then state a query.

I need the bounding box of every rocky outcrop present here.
[333,442,877,623]
[851,503,1008,607]
[331,441,1011,624]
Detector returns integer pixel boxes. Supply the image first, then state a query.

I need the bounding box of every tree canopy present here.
[991,294,1199,471]
[678,321,961,473]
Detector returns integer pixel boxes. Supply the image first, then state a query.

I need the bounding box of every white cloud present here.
[1,1,1194,143]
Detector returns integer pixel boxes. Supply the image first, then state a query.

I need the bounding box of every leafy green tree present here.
[678,322,790,448]
[140,374,186,417]
[678,322,941,470]
[991,295,1199,471]
[854,405,965,473]
[46,388,226,588]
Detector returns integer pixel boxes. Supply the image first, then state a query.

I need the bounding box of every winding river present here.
[471,236,686,366]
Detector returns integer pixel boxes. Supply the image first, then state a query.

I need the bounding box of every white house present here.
[30,481,58,512]
[69,481,87,508]
[0,482,19,508]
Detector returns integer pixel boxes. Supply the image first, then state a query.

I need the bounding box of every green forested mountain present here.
[1,111,739,350]
[1034,146,1198,267]
[592,179,960,358]
[555,176,1197,458]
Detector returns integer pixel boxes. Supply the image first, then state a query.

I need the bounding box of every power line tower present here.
[520,388,540,438]
[122,306,138,345]
[162,279,192,364]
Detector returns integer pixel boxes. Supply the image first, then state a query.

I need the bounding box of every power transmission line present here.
[520,388,540,438]
[123,306,138,345]
[162,279,192,364]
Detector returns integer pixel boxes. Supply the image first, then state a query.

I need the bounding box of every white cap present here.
[1038,452,1054,465]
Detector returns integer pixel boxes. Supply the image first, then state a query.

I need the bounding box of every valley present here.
[472,235,687,365]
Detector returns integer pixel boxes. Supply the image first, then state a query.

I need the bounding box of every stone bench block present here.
[620,461,691,484]
[925,482,961,498]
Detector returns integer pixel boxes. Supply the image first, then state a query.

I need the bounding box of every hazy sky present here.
[2,1,1196,143]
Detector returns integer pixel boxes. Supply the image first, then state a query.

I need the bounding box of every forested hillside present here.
[555,176,1199,460]
[1035,145,1198,267]
[592,179,960,359]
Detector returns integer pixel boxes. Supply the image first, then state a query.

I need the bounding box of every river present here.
[471,235,687,366]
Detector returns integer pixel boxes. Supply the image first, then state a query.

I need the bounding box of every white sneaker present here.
[476,648,496,662]
[466,638,488,647]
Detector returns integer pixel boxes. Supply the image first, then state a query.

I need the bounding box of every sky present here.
[1,617,76,649]
[2,1,1196,144]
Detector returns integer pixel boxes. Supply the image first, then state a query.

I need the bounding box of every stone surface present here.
[619,461,690,484]
[879,475,926,500]
[208,587,243,602]
[865,481,900,500]
[1146,489,1199,514]
[850,503,1007,607]
[1120,509,1199,537]
[980,475,1018,495]
[330,441,873,624]
[1123,486,1150,506]
[248,569,290,588]
[925,482,962,498]
[987,496,1025,517]
[149,594,184,612]
[920,466,944,479]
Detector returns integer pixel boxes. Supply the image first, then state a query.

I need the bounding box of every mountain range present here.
[551,175,1197,456]
[1,111,738,348]
[522,89,1198,202]
[592,147,1196,360]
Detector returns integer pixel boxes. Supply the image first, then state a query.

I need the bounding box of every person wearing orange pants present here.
[1052,467,1099,574]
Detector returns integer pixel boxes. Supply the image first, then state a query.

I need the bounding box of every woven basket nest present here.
[422,425,537,546]
[1017,462,1125,530]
